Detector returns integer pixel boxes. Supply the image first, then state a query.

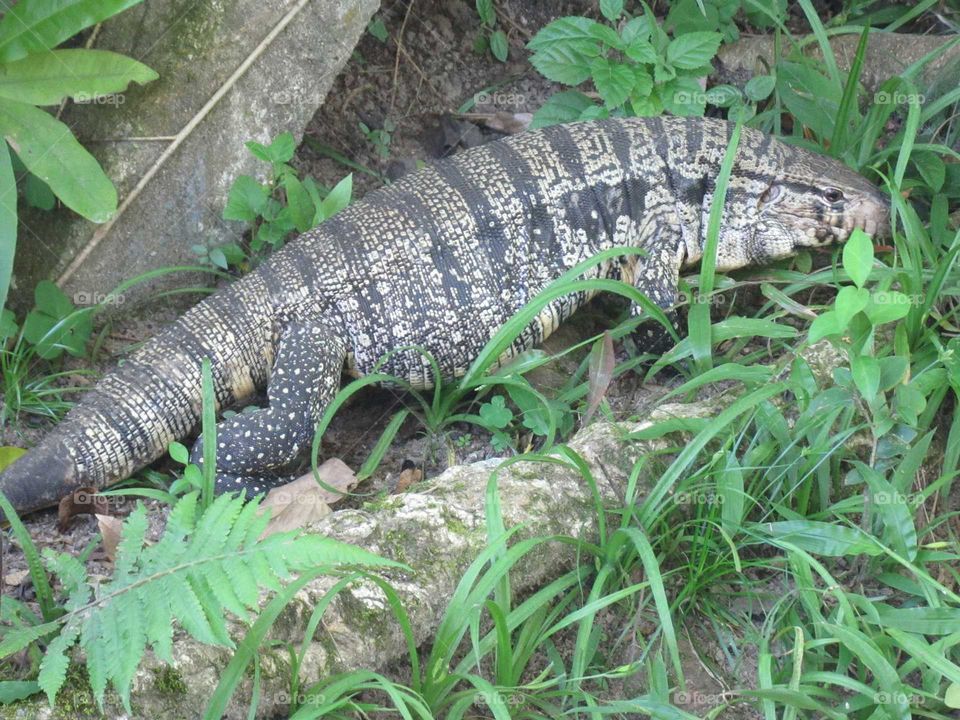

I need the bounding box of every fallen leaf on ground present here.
[258,458,357,537]
[4,570,29,586]
[97,514,123,562]
[394,460,423,493]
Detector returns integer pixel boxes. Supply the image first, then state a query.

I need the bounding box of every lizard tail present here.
[0,276,274,517]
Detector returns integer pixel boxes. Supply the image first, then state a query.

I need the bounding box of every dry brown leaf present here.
[4,569,29,586]
[583,330,615,426]
[97,514,123,562]
[394,460,423,493]
[257,458,357,537]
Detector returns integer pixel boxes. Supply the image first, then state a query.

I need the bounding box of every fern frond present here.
[37,622,81,704]
[21,490,403,709]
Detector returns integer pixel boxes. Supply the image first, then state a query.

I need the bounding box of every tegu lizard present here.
[0,117,890,515]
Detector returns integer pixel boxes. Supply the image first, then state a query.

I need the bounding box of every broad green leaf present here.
[776,61,840,140]
[246,132,294,164]
[757,520,883,556]
[317,173,352,223]
[24,171,54,209]
[662,76,706,116]
[475,0,495,26]
[0,140,14,309]
[630,67,653,100]
[282,174,313,232]
[705,84,741,107]
[0,0,145,63]
[589,57,634,108]
[630,87,663,116]
[833,286,869,329]
[527,16,601,53]
[0,307,16,340]
[0,49,156,105]
[664,31,722,70]
[223,176,268,222]
[877,355,909,391]
[489,30,508,62]
[620,16,652,45]
[599,0,624,21]
[842,228,873,288]
[530,90,594,128]
[624,37,656,64]
[21,280,91,358]
[168,442,189,466]
[366,16,388,42]
[850,355,880,401]
[864,291,912,324]
[743,0,787,28]
[530,45,593,86]
[913,151,945,192]
[947,682,960,709]
[808,309,841,342]
[479,396,512,429]
[745,74,776,101]
[0,101,116,222]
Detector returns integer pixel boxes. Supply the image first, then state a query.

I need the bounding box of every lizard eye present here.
[822,187,844,203]
[759,184,782,206]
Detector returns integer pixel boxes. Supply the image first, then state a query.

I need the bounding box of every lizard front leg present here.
[625,229,686,356]
[189,319,348,496]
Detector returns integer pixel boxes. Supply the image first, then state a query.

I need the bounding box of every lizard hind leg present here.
[189,319,348,497]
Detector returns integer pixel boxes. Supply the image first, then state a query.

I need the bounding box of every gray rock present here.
[10,0,379,309]
[716,32,960,95]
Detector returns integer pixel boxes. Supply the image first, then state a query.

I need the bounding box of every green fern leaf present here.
[80,614,108,707]
[0,621,58,657]
[114,502,149,578]
[20,491,405,708]
[36,622,80,703]
[142,584,173,663]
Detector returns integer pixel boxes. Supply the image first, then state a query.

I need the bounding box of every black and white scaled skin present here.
[0,117,891,515]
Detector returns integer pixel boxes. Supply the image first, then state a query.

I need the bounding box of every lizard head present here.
[708,143,891,271]
[747,149,889,267]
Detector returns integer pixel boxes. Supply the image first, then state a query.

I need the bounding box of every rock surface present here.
[716,31,960,94]
[10,0,379,309]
